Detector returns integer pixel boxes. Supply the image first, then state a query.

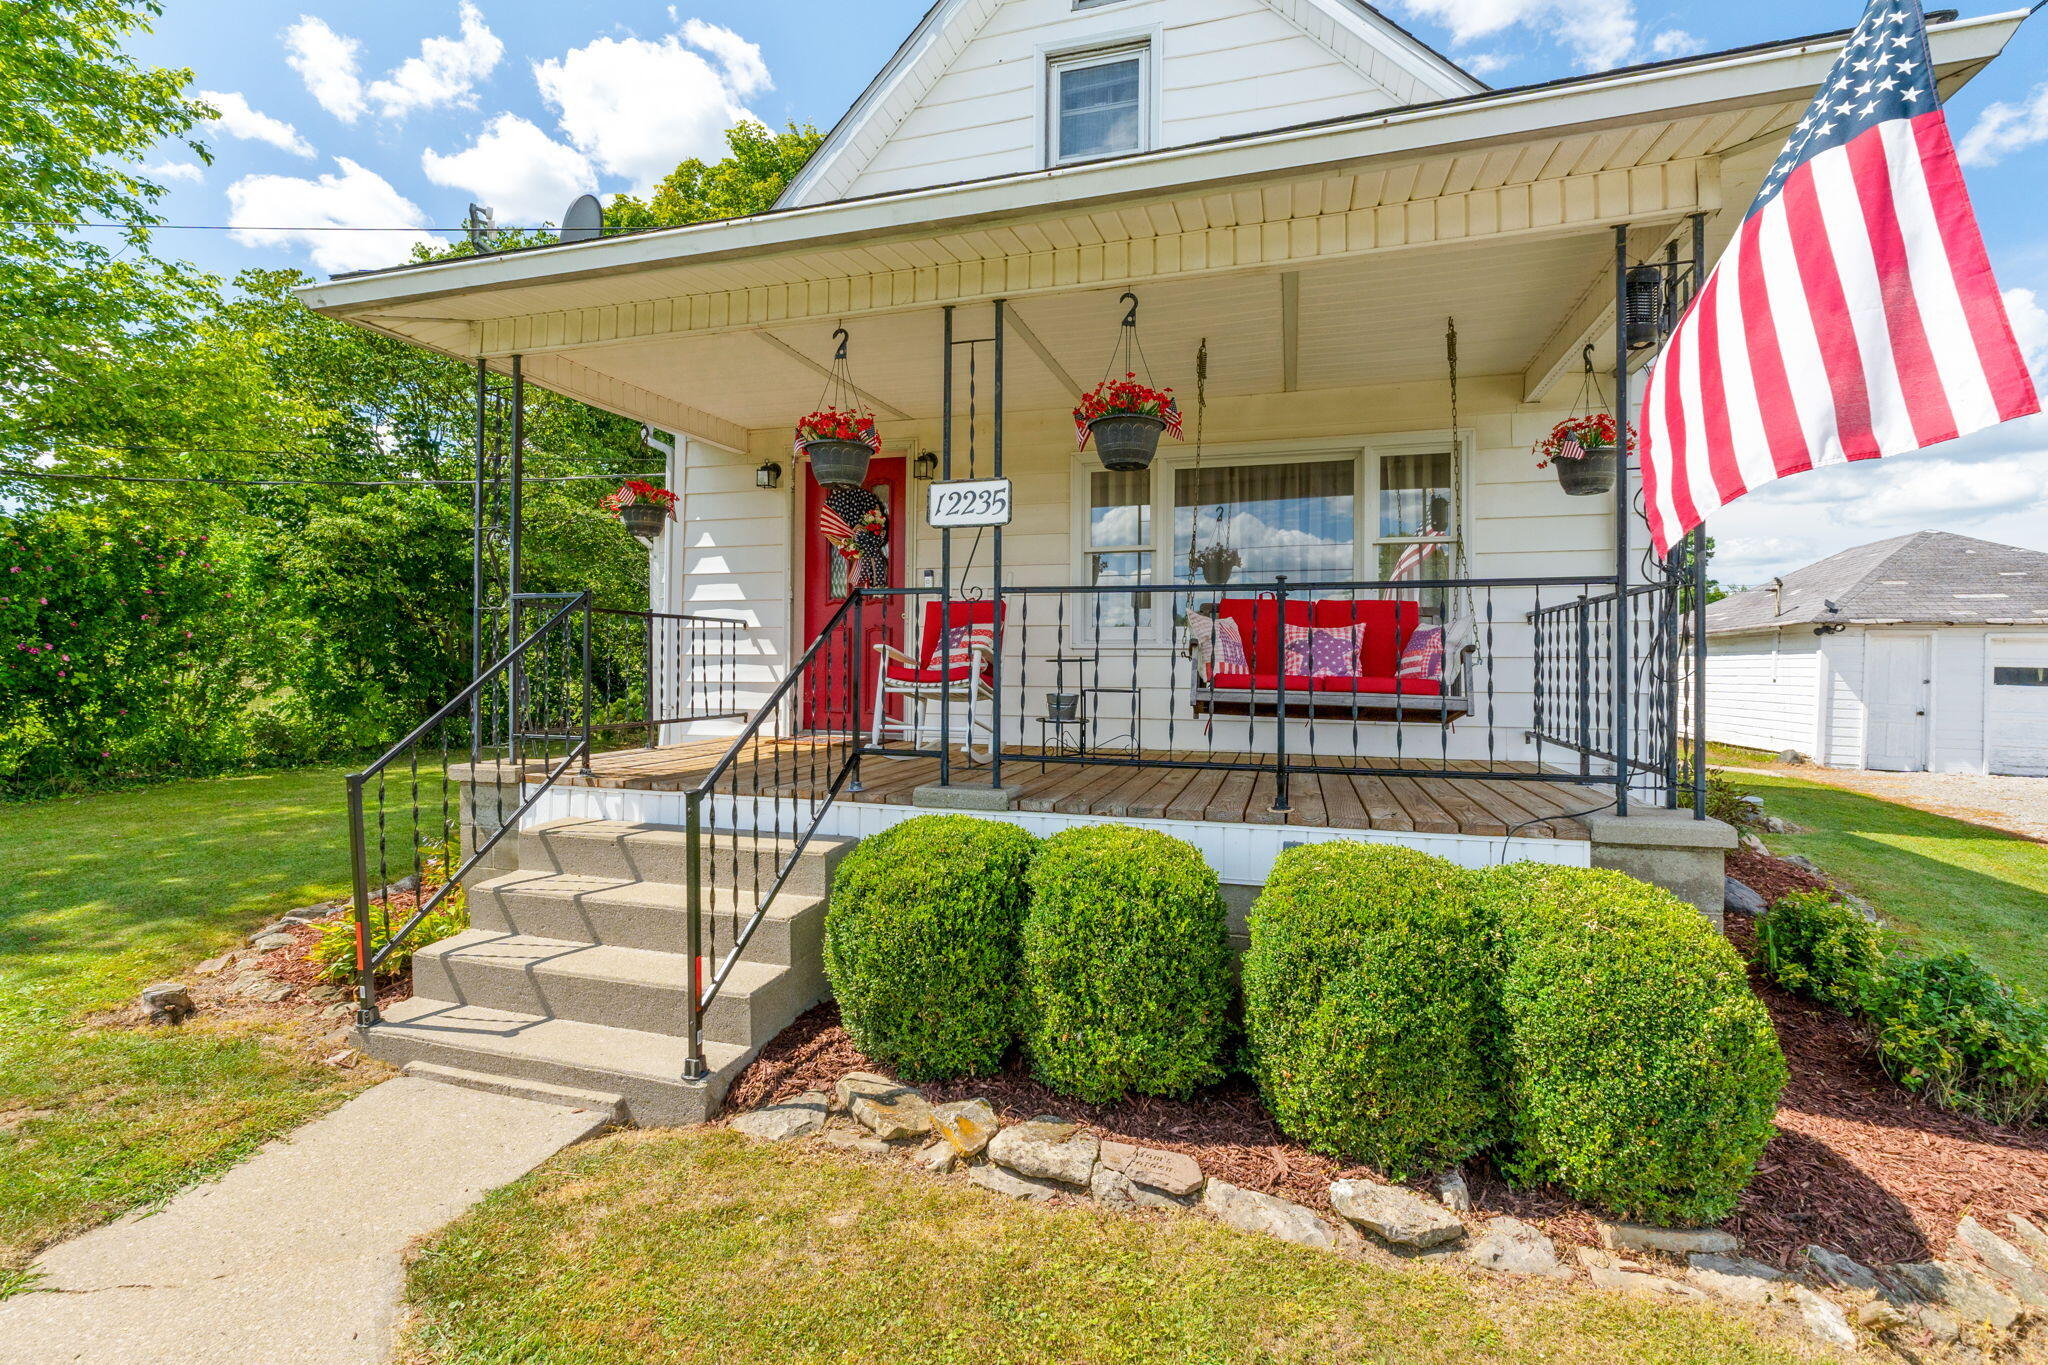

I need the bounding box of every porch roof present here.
[295,11,2025,444]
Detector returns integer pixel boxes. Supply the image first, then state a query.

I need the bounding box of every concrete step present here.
[520,819,855,897]
[413,929,826,1049]
[354,997,750,1127]
[400,1061,625,1121]
[467,869,827,965]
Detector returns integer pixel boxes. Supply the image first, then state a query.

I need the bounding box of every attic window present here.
[1051,44,1148,163]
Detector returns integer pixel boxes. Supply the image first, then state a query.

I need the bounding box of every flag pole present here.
[1612,224,1632,818]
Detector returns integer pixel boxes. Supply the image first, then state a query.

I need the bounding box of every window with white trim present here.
[1085,468,1153,638]
[1050,45,1147,164]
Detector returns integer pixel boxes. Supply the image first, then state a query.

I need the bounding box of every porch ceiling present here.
[569,229,1630,430]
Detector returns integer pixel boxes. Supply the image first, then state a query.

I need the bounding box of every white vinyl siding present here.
[1704,632,1823,757]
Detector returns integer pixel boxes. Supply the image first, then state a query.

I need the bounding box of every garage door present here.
[1988,638,2048,777]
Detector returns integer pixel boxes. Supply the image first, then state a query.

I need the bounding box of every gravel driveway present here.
[1731,764,2048,843]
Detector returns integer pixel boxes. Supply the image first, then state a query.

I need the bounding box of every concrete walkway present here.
[0,1076,611,1365]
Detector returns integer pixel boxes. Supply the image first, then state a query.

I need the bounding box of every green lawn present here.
[0,766,374,1271]
[405,1129,1818,1365]
[1741,771,2048,996]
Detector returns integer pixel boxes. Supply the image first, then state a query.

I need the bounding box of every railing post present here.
[1575,594,1593,777]
[1270,576,1292,814]
[644,612,658,749]
[849,591,865,792]
[1611,224,1633,817]
[990,297,1006,791]
[939,304,955,787]
[1691,529,1710,818]
[347,773,380,1029]
[579,593,595,777]
[682,789,707,1080]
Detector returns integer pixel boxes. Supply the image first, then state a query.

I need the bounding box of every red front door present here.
[802,457,904,732]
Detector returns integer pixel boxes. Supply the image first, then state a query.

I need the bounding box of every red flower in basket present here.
[599,479,679,519]
[1073,374,1184,451]
[1534,413,1618,469]
[795,406,881,454]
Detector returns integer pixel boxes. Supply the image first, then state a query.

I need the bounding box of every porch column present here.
[1611,226,1632,817]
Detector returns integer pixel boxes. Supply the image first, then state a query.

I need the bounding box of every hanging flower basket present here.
[1188,543,1242,586]
[1075,375,1182,473]
[796,407,880,488]
[1534,414,1618,497]
[599,479,678,544]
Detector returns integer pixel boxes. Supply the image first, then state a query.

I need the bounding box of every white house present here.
[297,2,2033,1120]
[1705,531,2048,775]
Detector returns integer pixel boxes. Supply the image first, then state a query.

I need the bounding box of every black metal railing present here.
[844,574,1682,815]
[346,591,593,1028]
[588,607,748,744]
[676,590,866,1077]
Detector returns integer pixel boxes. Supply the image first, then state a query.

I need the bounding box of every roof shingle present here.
[1706,532,2048,634]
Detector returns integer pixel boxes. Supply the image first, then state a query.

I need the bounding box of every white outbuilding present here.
[1704,532,2048,776]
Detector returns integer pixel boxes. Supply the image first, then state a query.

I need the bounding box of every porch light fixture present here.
[1624,265,1667,350]
[755,460,783,489]
[913,450,939,481]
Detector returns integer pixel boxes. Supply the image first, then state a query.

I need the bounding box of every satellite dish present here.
[558,194,604,243]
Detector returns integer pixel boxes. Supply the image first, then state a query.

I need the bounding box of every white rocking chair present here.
[870,600,1003,762]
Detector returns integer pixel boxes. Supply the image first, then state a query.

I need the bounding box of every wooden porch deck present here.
[552,740,1610,840]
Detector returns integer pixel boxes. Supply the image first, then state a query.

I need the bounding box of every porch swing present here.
[1186,321,1478,724]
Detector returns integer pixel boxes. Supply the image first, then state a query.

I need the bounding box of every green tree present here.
[0,0,222,461]
[608,123,823,229]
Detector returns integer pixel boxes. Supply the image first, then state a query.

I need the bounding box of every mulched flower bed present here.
[1726,846,1833,903]
[726,899,2048,1269]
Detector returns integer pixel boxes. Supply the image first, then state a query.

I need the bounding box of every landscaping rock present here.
[248,931,296,952]
[850,1088,934,1142]
[1783,854,1824,875]
[730,1092,827,1142]
[1685,1254,1788,1308]
[1098,1140,1203,1198]
[1788,1285,1856,1349]
[194,956,230,976]
[1802,1245,1882,1293]
[832,1071,900,1112]
[1885,1261,2022,1332]
[1463,1218,1570,1279]
[1775,750,1807,765]
[988,1118,1097,1186]
[2005,1215,2048,1270]
[1577,1249,1705,1301]
[1855,1298,1908,1331]
[931,1098,999,1157]
[1201,1179,1341,1250]
[139,982,194,1026]
[1595,1220,1738,1258]
[1329,1178,1464,1250]
[969,1162,1065,1203]
[1910,1304,1962,1343]
[1435,1168,1472,1213]
[1738,831,1768,855]
[1955,1215,2048,1308]
[1725,878,1768,916]
[1090,1165,1194,1213]
[816,1130,894,1157]
[912,1141,958,1174]
[1840,893,1879,924]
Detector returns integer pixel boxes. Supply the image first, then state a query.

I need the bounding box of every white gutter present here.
[298,11,2026,318]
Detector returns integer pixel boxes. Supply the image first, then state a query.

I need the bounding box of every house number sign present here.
[926,477,1013,528]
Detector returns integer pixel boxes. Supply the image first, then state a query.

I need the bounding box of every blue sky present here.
[125,1,2048,581]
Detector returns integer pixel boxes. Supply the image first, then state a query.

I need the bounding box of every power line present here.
[5,220,543,234]
[2,469,663,490]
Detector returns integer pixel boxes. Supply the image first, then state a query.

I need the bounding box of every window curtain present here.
[1172,459,1355,584]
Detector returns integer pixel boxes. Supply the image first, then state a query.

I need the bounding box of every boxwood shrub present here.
[1241,843,1500,1176]
[1020,825,1232,1103]
[823,814,1039,1081]
[1480,865,1787,1226]
[1756,890,1885,1010]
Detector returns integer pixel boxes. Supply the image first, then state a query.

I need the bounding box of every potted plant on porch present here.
[1075,374,1182,473]
[600,479,679,545]
[1534,413,1618,496]
[797,406,881,488]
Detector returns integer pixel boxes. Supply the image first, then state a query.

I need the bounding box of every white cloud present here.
[142,159,205,184]
[284,15,366,123]
[226,157,446,274]
[534,24,767,191]
[1958,83,2048,167]
[1649,30,1698,58]
[196,89,314,157]
[2004,287,2048,384]
[678,20,770,98]
[365,1,504,119]
[1457,52,1513,78]
[1387,0,1636,71]
[422,113,597,223]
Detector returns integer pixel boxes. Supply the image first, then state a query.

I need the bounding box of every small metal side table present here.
[1034,714,1087,770]
[1080,684,1140,757]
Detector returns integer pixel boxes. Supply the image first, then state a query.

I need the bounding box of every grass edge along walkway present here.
[0,765,375,1272]
[404,1128,1826,1365]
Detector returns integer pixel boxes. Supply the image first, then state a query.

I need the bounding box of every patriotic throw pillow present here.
[1397,626,1445,682]
[1283,623,1366,679]
[1185,613,1248,676]
[939,622,995,675]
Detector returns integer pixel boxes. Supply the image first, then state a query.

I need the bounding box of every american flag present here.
[1389,532,1447,581]
[1638,0,2040,558]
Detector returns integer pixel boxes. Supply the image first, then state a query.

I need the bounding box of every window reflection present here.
[1172,460,1355,586]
